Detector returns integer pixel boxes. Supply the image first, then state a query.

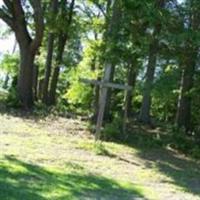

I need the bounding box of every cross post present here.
[80,64,132,140]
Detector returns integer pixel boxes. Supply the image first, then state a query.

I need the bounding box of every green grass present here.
[0,112,200,200]
[0,114,151,200]
[0,155,145,200]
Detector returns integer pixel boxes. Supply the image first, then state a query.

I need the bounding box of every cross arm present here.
[80,78,132,91]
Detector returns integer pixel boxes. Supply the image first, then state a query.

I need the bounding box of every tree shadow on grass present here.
[0,99,76,123]
[0,155,145,200]
[136,147,200,196]
[0,100,50,122]
[118,125,200,197]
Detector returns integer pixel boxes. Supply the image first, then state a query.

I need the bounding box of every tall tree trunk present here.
[48,35,67,105]
[42,34,55,103]
[175,51,197,132]
[42,0,58,104]
[48,0,75,105]
[175,0,200,132]
[17,47,35,108]
[125,59,138,118]
[100,0,122,122]
[0,0,44,108]
[94,0,122,140]
[139,39,159,123]
[122,58,138,136]
[33,64,39,101]
[139,0,165,124]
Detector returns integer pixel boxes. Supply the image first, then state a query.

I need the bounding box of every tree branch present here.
[29,0,44,53]
[0,8,13,27]
[12,0,32,45]
[3,0,13,12]
[67,0,75,25]
[0,2,14,28]
[93,2,106,18]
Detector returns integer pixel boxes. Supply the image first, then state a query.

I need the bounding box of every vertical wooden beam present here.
[95,63,112,140]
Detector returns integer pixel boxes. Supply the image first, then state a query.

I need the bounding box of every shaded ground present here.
[0,112,200,200]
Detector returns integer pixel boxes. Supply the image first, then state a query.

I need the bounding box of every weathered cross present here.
[81,63,132,140]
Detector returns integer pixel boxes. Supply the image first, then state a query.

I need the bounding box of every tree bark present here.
[125,59,138,118]
[175,51,197,132]
[33,64,39,101]
[0,0,44,108]
[139,39,159,123]
[17,46,35,108]
[175,0,200,132]
[48,0,75,105]
[48,35,67,105]
[42,0,59,104]
[139,0,165,123]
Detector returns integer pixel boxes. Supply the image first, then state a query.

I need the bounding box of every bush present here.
[168,126,200,159]
[6,87,21,108]
[103,117,123,141]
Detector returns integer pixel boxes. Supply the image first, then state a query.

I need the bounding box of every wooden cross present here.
[81,63,132,140]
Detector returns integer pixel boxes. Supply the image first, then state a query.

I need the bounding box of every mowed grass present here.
[0,112,200,200]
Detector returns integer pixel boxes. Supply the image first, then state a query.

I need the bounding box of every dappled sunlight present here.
[0,112,200,200]
[136,148,200,197]
[0,155,145,200]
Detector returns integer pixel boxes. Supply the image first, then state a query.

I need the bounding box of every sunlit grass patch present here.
[0,155,147,200]
[1,113,200,200]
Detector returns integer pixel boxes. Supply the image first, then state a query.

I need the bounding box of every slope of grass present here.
[0,112,200,200]
[0,155,146,200]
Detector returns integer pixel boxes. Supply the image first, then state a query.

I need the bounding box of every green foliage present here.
[103,116,123,141]
[0,53,19,75]
[6,87,21,108]
[93,142,110,155]
[64,42,100,112]
[151,64,180,122]
[168,126,200,159]
[0,54,20,107]
[64,68,93,111]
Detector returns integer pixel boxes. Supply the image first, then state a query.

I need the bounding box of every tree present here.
[0,0,44,108]
[139,0,165,124]
[48,0,76,105]
[175,0,200,132]
[42,0,59,104]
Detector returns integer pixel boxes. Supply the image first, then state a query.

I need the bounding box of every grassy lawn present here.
[0,112,200,200]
